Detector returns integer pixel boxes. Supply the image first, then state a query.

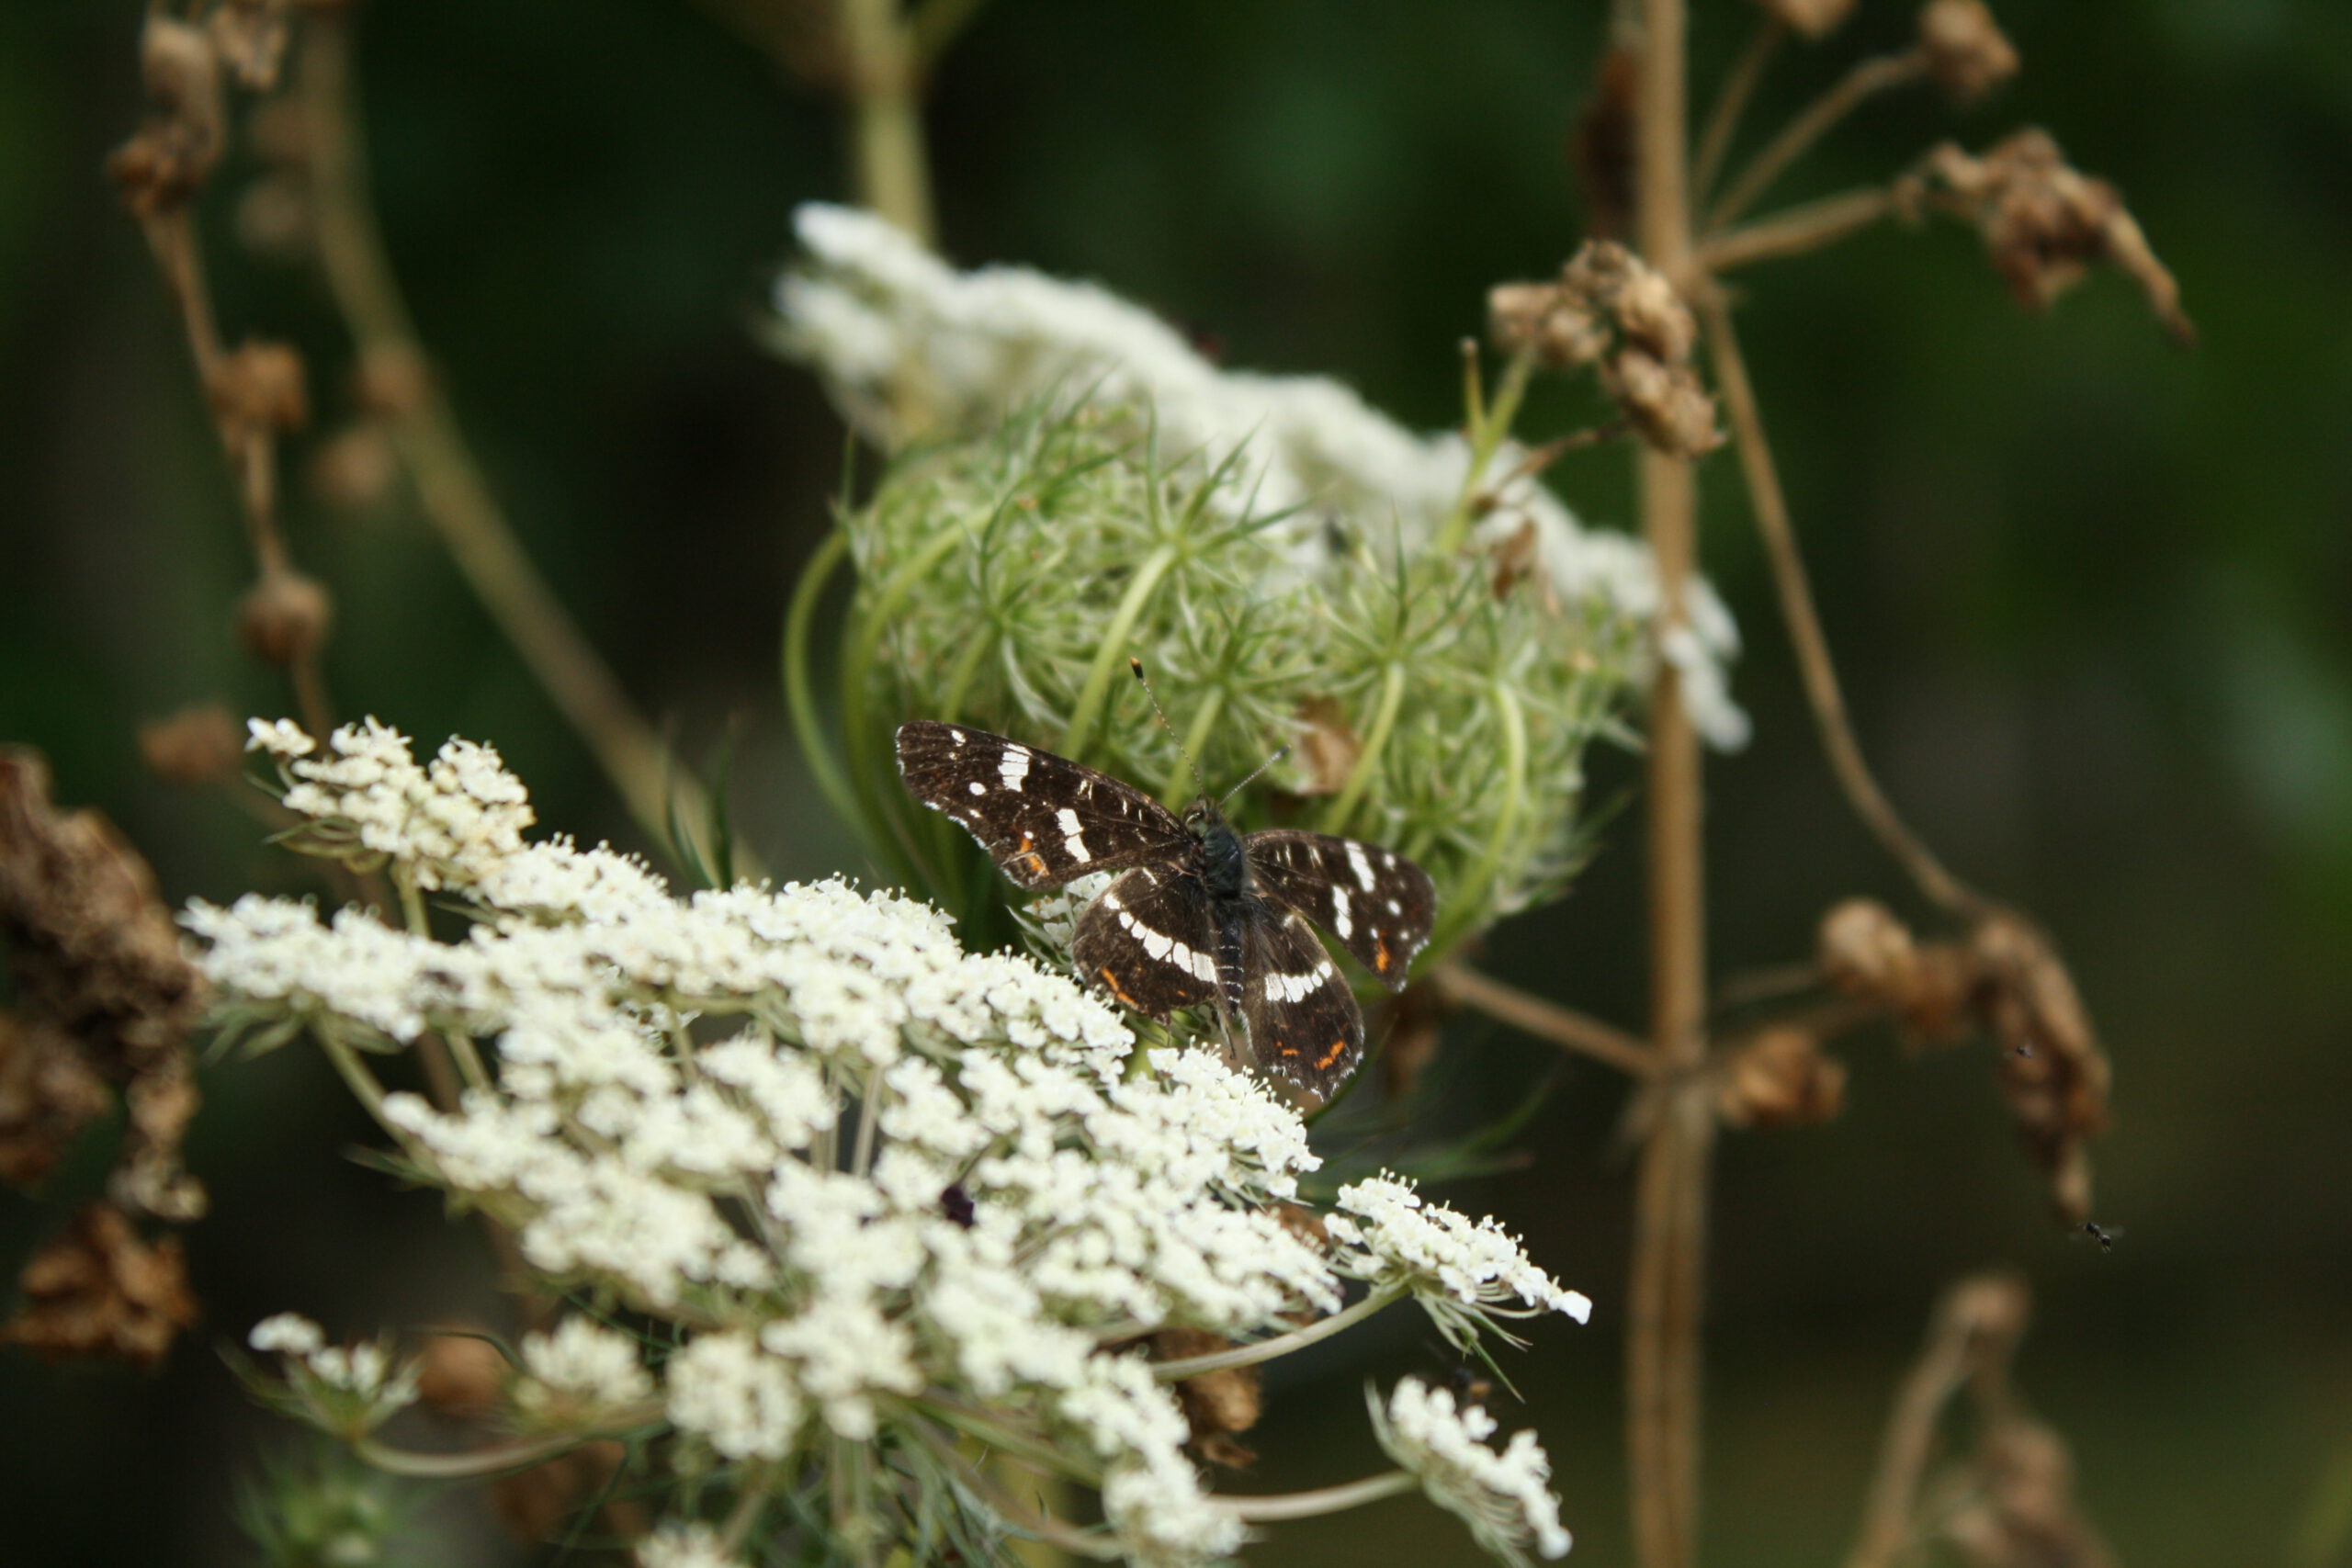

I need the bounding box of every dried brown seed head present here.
[207,0,293,92]
[1903,130,2194,343]
[1154,1328,1263,1457]
[1917,0,2020,102]
[355,344,434,418]
[1716,1024,1848,1129]
[416,1330,508,1420]
[107,18,226,216]
[1752,0,1858,39]
[0,1202,198,1368]
[1939,1415,2115,1568]
[0,1013,114,1189]
[1818,897,1919,997]
[237,569,334,664]
[138,702,244,788]
[1973,912,2109,1226]
[309,422,400,512]
[1604,347,1725,459]
[1488,283,1608,372]
[0,750,208,1221]
[209,340,310,434]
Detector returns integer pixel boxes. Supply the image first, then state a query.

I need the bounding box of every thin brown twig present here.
[1434,964,1655,1078]
[1698,184,1900,276]
[1845,1273,2030,1568]
[1690,16,1782,205]
[1706,50,1927,236]
[296,16,741,877]
[1699,289,1984,918]
[1629,2,1712,1564]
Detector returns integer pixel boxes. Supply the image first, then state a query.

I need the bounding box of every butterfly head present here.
[1182,799,1250,898]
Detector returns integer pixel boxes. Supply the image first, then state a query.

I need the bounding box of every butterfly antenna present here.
[1218,743,1292,811]
[1128,659,1211,797]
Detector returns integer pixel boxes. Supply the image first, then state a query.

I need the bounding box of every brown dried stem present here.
[1706,49,1927,235]
[1697,184,1900,275]
[1628,1,1713,1563]
[1691,17,1783,205]
[1699,288,1984,918]
[296,16,737,875]
[1433,963,1655,1078]
[1845,1271,2030,1568]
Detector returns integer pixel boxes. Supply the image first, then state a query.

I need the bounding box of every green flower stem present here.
[934,617,998,722]
[317,1032,395,1135]
[1151,1284,1408,1381]
[356,1406,658,1478]
[842,521,980,886]
[1424,679,1528,962]
[1320,662,1407,837]
[1213,1470,1419,1521]
[783,526,860,832]
[915,1399,1105,1486]
[1059,541,1179,761]
[1163,682,1225,804]
[443,1032,493,1097]
[1432,344,1538,557]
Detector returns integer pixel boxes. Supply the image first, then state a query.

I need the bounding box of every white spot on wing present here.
[1345,841,1376,891]
[967,780,986,796]
[1331,884,1353,941]
[1057,807,1091,863]
[999,745,1031,793]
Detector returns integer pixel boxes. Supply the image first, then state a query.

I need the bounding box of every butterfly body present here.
[894,720,1436,1099]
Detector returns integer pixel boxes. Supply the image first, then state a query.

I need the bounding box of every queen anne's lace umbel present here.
[207,720,1590,1566]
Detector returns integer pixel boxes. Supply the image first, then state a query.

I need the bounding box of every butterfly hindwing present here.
[895,721,1190,890]
[1244,829,1437,989]
[1238,902,1364,1098]
[1069,864,1219,1019]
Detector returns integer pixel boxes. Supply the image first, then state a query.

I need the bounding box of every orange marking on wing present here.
[1023,852,1047,876]
[1374,939,1393,973]
[1274,1041,1300,1057]
[1314,1039,1349,1069]
[1097,967,1141,1010]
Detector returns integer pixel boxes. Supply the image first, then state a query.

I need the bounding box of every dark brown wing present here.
[1069,864,1219,1019]
[1238,900,1367,1100]
[1243,829,1436,989]
[896,721,1189,890]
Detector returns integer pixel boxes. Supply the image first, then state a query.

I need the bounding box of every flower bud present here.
[137,702,244,787]
[238,569,334,665]
[1917,0,2019,104]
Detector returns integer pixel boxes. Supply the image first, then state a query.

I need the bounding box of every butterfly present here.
[894,719,1436,1099]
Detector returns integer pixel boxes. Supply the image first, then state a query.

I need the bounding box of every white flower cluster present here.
[775,201,1747,749]
[1329,1175,1593,1348]
[245,715,534,891]
[244,1313,423,1438]
[201,721,1590,1567]
[1373,1378,1571,1567]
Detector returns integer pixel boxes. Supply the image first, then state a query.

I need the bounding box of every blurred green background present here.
[4,0,2349,1563]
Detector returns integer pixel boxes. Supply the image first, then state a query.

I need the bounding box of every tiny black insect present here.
[2072,1220,2122,1252]
[894,712,1435,1100]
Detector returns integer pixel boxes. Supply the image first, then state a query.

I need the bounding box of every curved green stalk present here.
[1163,682,1225,804]
[1058,541,1179,761]
[1214,1470,1419,1521]
[1424,679,1528,962]
[1152,1283,1408,1380]
[1432,344,1538,556]
[782,527,859,832]
[1319,661,1407,836]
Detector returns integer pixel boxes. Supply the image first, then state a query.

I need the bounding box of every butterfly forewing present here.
[1238,904,1364,1098]
[895,721,1190,890]
[1245,829,1437,988]
[1069,864,1220,1019]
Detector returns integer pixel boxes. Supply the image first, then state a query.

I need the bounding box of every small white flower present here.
[1330,1174,1591,1345]
[1373,1377,1571,1566]
[248,1312,326,1355]
[518,1316,655,1416]
[636,1520,743,1568]
[1102,1455,1250,1568]
[666,1332,805,1461]
[244,716,315,756]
